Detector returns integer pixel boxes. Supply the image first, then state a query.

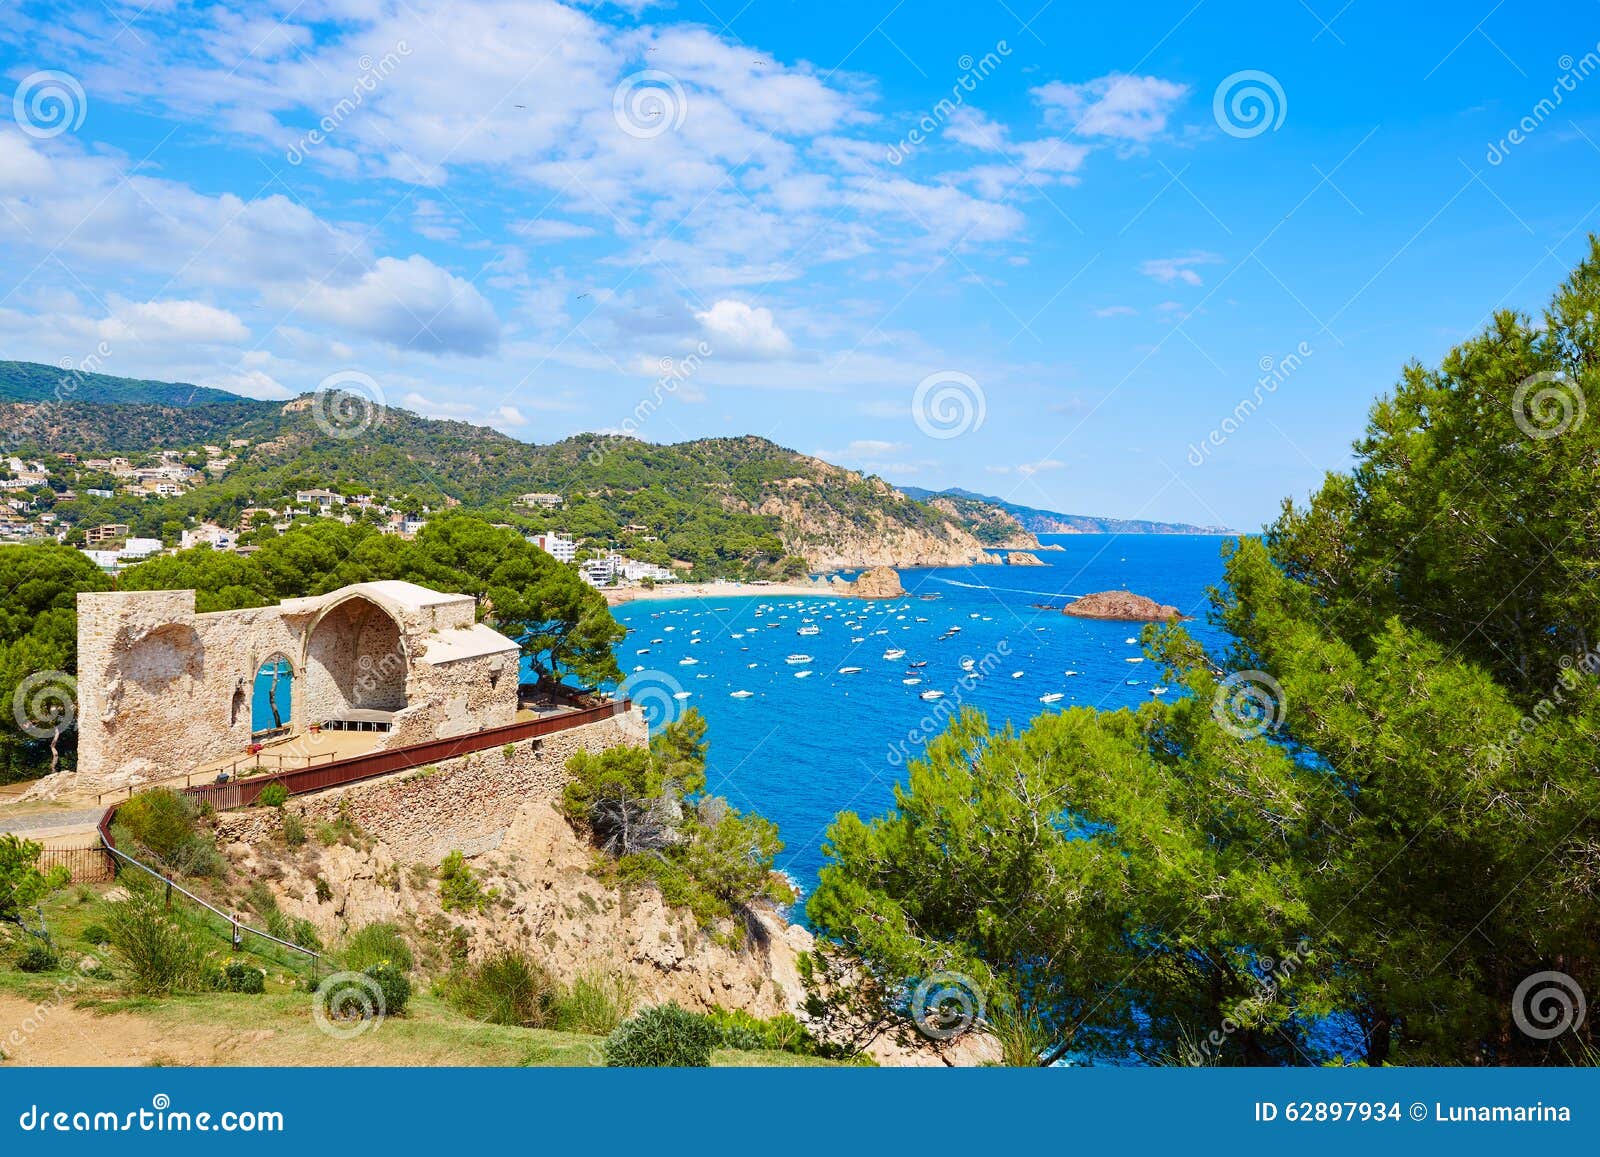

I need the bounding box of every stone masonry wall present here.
[75,583,519,795]
[218,710,643,863]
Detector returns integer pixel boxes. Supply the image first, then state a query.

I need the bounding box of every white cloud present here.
[205,369,291,399]
[1034,74,1190,142]
[1140,253,1224,287]
[98,299,251,345]
[512,218,599,242]
[299,256,501,356]
[695,299,794,359]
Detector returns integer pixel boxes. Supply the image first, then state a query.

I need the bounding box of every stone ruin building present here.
[76,580,521,789]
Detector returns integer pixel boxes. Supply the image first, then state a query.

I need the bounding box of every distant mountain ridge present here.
[0,360,246,407]
[0,360,1000,574]
[899,486,1233,535]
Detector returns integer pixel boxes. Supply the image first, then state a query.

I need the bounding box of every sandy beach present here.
[603,578,850,606]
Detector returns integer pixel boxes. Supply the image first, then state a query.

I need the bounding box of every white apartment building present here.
[530,532,577,563]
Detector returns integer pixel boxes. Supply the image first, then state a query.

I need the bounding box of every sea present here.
[608,533,1238,900]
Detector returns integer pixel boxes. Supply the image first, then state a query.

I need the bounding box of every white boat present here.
[1124,637,1137,644]
[851,636,866,643]
[1125,657,1144,663]
[1011,671,1025,679]
[838,666,864,674]
[1040,693,1065,704]
[1064,670,1080,677]
[786,654,813,665]
[730,690,755,699]
[636,648,651,654]
[1149,686,1168,696]
[959,658,976,672]
[673,691,692,700]
[903,677,923,686]
[678,658,699,666]
[632,665,645,672]
[798,626,820,636]
[920,689,945,700]
[883,648,906,660]
[794,670,814,679]
[1125,679,1143,686]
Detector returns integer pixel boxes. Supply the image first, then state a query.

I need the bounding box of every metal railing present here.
[178,697,633,810]
[97,803,323,980]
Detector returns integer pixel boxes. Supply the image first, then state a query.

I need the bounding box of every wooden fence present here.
[37,844,115,884]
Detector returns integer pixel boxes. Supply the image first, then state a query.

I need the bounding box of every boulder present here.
[850,566,907,599]
[1005,551,1046,566]
[1063,590,1183,621]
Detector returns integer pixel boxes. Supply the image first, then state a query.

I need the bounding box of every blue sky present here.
[1,1,1596,530]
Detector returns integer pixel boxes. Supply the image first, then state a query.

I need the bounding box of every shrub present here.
[258,783,288,808]
[112,790,222,877]
[364,961,411,1017]
[703,1007,821,1055]
[281,812,306,848]
[80,923,110,947]
[440,951,557,1027]
[602,1002,721,1067]
[14,942,59,973]
[105,893,206,995]
[314,877,332,903]
[551,969,638,1036]
[438,851,496,913]
[206,959,266,994]
[1,835,69,923]
[342,923,414,974]
[289,918,322,951]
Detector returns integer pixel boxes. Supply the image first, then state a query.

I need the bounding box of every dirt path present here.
[0,808,104,836]
[0,995,245,1066]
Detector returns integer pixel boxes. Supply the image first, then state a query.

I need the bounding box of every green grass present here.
[2,883,843,1068]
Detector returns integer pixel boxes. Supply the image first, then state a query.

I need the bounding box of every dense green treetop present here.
[810,238,1600,1067]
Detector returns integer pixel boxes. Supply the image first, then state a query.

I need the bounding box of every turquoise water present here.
[609,534,1237,899]
[251,660,294,732]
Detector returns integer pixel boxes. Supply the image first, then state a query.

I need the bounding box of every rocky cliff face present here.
[927,496,1042,550]
[1005,551,1046,567]
[216,793,993,1065]
[842,566,908,599]
[748,461,1001,570]
[1063,591,1184,621]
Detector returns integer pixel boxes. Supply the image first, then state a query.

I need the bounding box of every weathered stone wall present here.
[75,582,520,793]
[217,710,643,862]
